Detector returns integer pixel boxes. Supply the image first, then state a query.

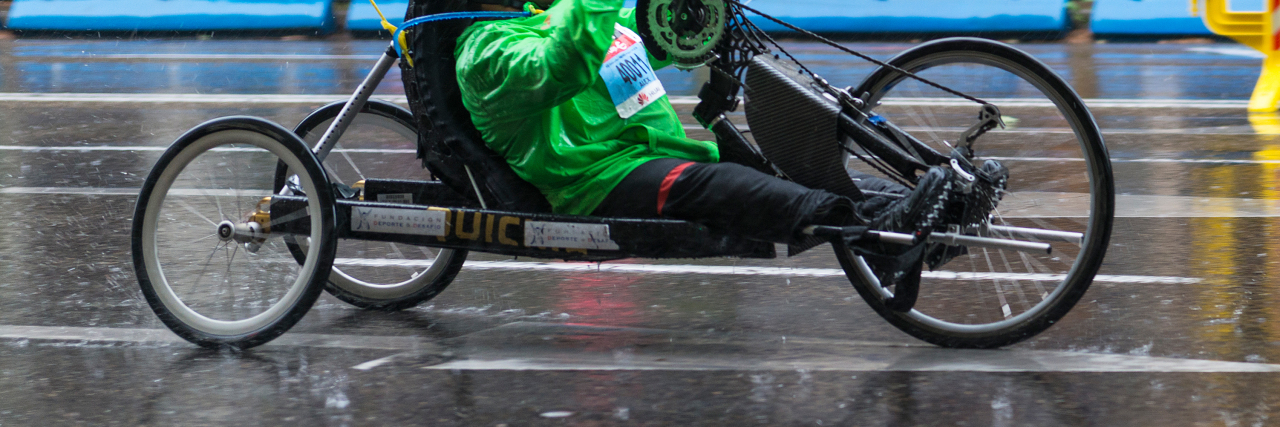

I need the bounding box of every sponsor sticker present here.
[524,221,620,250]
[351,207,446,236]
[376,193,413,204]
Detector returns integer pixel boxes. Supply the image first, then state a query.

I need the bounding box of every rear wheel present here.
[132,117,336,349]
[841,38,1115,348]
[284,100,466,311]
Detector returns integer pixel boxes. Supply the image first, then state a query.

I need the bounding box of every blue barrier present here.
[1090,0,1264,36]
[347,0,407,31]
[5,0,335,32]
[349,0,1065,34]
[743,0,1068,34]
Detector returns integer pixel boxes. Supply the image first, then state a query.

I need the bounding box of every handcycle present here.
[130,0,1114,350]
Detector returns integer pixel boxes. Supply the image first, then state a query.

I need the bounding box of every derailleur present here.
[925,151,1009,269]
[957,104,1005,155]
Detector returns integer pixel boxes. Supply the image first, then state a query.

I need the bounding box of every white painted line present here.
[0,187,268,197]
[0,93,398,104]
[1,187,142,195]
[1187,46,1267,59]
[988,156,1280,165]
[0,145,417,154]
[42,53,384,61]
[332,259,1201,285]
[352,353,404,370]
[3,323,1274,373]
[423,352,1280,373]
[6,144,1279,165]
[0,93,1251,109]
[0,145,169,151]
[879,97,1248,109]
[0,324,428,350]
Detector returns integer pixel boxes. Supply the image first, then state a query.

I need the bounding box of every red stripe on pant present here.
[656,162,695,216]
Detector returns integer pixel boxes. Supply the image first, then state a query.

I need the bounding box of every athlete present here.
[453,0,955,247]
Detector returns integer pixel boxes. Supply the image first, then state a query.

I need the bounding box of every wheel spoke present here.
[837,39,1112,347]
[284,103,464,309]
[133,124,333,348]
[176,199,219,227]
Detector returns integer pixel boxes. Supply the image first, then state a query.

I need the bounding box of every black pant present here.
[593,158,858,244]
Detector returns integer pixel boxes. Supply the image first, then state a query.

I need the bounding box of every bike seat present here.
[401,0,553,213]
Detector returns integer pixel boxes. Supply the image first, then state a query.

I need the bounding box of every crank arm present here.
[803,225,1054,254]
[803,225,918,245]
[984,224,1083,245]
[927,232,1051,255]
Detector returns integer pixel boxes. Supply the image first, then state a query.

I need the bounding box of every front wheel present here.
[282,100,466,311]
[842,38,1115,348]
[131,117,336,349]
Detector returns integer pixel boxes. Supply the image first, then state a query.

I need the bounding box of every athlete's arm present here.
[456,0,625,120]
[615,7,673,71]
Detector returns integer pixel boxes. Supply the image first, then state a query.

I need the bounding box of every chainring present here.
[636,0,727,70]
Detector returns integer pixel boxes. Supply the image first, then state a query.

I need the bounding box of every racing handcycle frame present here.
[131,1,1114,350]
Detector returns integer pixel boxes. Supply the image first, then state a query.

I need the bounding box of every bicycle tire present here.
[283,100,467,311]
[841,38,1115,348]
[132,116,336,349]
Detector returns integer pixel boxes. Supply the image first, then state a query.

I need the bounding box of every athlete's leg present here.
[593,159,852,243]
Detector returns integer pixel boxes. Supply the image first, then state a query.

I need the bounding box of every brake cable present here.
[729,0,992,108]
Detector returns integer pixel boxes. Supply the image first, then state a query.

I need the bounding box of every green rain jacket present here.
[455,0,719,215]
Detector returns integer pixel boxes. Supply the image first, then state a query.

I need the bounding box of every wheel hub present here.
[216,221,236,242]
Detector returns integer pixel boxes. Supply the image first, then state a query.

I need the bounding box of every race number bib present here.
[599,23,666,119]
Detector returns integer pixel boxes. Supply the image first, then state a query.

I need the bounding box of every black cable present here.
[840,142,914,188]
[731,0,990,107]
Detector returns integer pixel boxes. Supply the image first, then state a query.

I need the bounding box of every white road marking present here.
[40,53,384,61]
[424,352,1280,373]
[1,323,1275,373]
[0,93,1251,109]
[351,353,404,370]
[332,259,1202,285]
[9,144,1280,165]
[0,145,417,154]
[0,93,404,104]
[0,187,142,195]
[880,97,1249,109]
[0,324,427,350]
[988,156,1280,165]
[0,187,268,197]
[1186,46,1267,59]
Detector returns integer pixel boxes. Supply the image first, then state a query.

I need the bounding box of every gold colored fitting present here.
[248,196,272,233]
[353,180,366,201]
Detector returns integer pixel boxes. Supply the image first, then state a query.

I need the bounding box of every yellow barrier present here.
[1194,0,1280,111]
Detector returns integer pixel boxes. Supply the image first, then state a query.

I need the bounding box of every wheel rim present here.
[294,109,457,300]
[141,130,326,336]
[851,48,1109,335]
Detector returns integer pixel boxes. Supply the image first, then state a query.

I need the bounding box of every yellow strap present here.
[369,0,414,67]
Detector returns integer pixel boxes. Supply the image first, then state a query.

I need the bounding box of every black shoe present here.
[866,166,953,236]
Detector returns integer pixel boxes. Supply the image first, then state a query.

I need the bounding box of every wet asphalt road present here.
[3,38,1280,425]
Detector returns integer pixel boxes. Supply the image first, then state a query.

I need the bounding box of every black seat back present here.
[401,0,552,212]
